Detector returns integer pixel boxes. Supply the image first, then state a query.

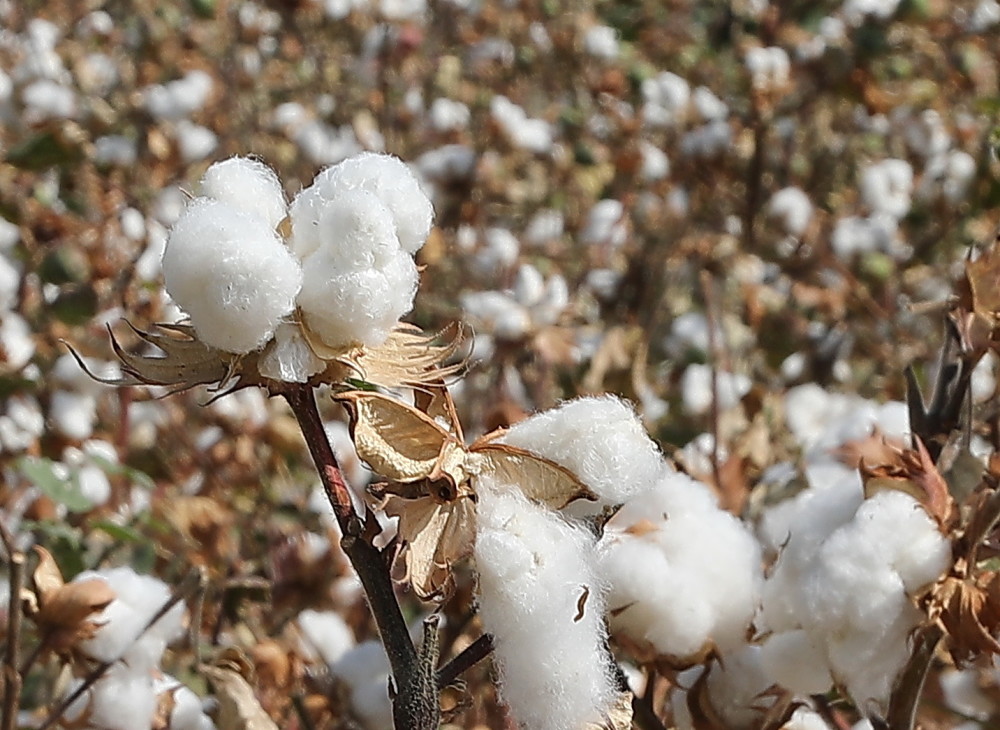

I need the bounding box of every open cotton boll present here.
[73,566,185,672]
[698,646,775,730]
[475,484,616,730]
[298,250,417,347]
[298,609,356,665]
[200,157,286,230]
[154,675,216,730]
[498,395,662,513]
[162,199,303,354]
[313,189,401,272]
[290,153,432,257]
[598,470,762,660]
[758,629,833,695]
[258,322,326,383]
[63,663,157,730]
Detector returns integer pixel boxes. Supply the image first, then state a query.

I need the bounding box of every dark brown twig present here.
[2,552,24,730]
[436,633,494,689]
[283,385,431,730]
[883,624,943,730]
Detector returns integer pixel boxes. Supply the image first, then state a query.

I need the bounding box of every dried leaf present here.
[858,437,956,529]
[931,573,1000,663]
[352,322,466,390]
[202,651,279,730]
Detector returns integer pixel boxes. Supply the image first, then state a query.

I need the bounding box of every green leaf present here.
[18,456,93,512]
[6,131,83,171]
[91,520,145,544]
[87,454,155,490]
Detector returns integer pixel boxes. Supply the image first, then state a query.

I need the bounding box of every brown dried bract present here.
[26,546,116,658]
[930,568,1000,664]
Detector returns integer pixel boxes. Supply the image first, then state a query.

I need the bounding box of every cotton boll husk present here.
[312,189,401,271]
[155,675,216,730]
[758,630,833,695]
[74,567,185,671]
[162,199,303,354]
[475,484,616,730]
[599,470,762,659]
[499,395,662,514]
[200,157,286,230]
[298,249,417,347]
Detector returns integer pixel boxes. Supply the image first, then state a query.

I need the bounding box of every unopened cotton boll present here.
[499,395,662,512]
[200,157,286,230]
[475,484,617,730]
[162,199,302,354]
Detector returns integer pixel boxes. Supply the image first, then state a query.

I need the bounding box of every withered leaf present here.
[202,651,279,730]
[471,443,596,510]
[858,436,956,529]
[931,573,1000,664]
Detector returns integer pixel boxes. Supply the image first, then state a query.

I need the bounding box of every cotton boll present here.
[768,187,813,236]
[298,250,417,347]
[62,664,157,730]
[313,189,401,271]
[939,668,997,721]
[0,395,43,452]
[298,609,356,665]
[475,485,616,730]
[490,96,554,154]
[175,121,218,163]
[702,646,774,729]
[200,157,286,230]
[599,470,762,659]
[758,630,833,695]
[524,209,564,246]
[744,46,790,90]
[162,199,303,354]
[692,86,728,121]
[581,199,626,248]
[514,264,545,308]
[74,567,185,672]
[166,682,216,730]
[258,322,326,383]
[641,71,690,127]
[681,365,751,416]
[429,97,470,132]
[499,395,662,512]
[533,274,569,327]
[21,79,76,123]
[461,290,531,341]
[144,70,213,121]
[583,25,619,60]
[860,159,913,221]
[331,640,390,691]
[782,708,833,730]
[0,313,34,371]
[50,390,98,440]
[639,141,670,181]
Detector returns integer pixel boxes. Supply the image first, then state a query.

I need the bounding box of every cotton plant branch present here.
[0,519,23,730]
[436,633,494,689]
[282,384,439,730]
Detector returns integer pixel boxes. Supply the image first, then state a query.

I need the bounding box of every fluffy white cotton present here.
[581,199,627,248]
[745,46,790,90]
[157,676,216,730]
[298,249,417,347]
[298,609,356,665]
[63,663,157,730]
[499,395,662,513]
[475,485,617,730]
[0,313,34,371]
[144,70,213,121]
[681,364,751,416]
[429,97,470,132]
[176,121,218,163]
[758,488,950,710]
[290,152,432,257]
[162,199,303,353]
[331,640,392,730]
[598,470,762,660]
[258,322,326,383]
[860,159,913,220]
[49,390,98,440]
[768,187,813,236]
[639,141,670,181]
[74,566,185,672]
[0,394,44,452]
[200,157,286,230]
[583,25,619,60]
[490,96,554,154]
[642,71,690,127]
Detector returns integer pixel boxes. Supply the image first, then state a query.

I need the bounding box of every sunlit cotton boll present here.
[155,676,216,730]
[583,24,619,60]
[598,469,763,660]
[144,69,213,121]
[475,484,617,730]
[200,157,286,231]
[62,663,157,730]
[162,199,303,354]
[860,158,913,220]
[298,609,356,665]
[641,71,690,127]
[490,96,554,154]
[499,395,663,513]
[767,186,813,236]
[290,152,432,257]
[73,566,185,672]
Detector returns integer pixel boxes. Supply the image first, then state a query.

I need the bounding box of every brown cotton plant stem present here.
[436,633,494,689]
[884,623,943,730]
[282,385,433,730]
[2,552,24,730]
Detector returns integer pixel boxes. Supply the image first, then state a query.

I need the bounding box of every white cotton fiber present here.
[290,152,432,257]
[598,470,762,660]
[63,663,157,730]
[258,322,326,383]
[474,484,617,730]
[73,566,185,672]
[298,249,417,347]
[758,629,832,695]
[298,609,356,666]
[312,189,401,272]
[499,395,663,513]
[162,199,303,353]
[200,157,286,230]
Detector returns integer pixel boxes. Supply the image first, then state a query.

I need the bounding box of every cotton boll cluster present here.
[144,70,214,121]
[860,159,913,220]
[598,469,763,662]
[490,95,554,154]
[830,214,900,259]
[499,394,662,513]
[297,609,356,665]
[162,153,433,375]
[475,483,617,730]
[758,487,949,710]
[672,645,775,730]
